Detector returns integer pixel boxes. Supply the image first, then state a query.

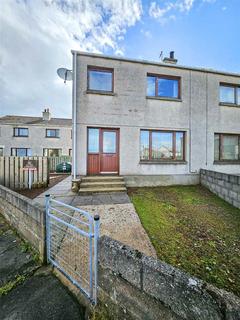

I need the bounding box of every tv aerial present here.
[57,68,73,84]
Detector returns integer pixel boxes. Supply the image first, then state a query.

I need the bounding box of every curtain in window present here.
[222,136,239,160]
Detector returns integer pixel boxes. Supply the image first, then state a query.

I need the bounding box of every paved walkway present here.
[34,176,156,257]
[0,215,85,320]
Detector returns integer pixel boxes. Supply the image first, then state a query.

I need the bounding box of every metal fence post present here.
[93,214,100,305]
[45,194,51,264]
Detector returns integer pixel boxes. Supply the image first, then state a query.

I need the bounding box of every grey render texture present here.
[72,51,240,186]
[0,109,72,156]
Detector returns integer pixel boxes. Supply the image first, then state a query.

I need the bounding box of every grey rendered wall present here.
[0,124,72,156]
[74,53,240,178]
[99,236,240,320]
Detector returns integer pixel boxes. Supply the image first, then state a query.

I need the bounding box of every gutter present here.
[72,51,77,180]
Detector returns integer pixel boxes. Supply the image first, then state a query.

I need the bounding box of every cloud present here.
[149,0,216,24]
[140,29,152,38]
[0,0,142,117]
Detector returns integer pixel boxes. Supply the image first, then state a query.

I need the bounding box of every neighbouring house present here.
[71,51,240,186]
[0,109,72,157]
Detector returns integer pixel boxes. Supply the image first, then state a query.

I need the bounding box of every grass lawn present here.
[128,185,240,297]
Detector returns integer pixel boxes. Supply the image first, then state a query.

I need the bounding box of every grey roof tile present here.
[0,115,72,126]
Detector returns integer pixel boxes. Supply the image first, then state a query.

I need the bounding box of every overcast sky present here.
[0,0,239,118]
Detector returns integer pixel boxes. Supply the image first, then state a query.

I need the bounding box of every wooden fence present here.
[0,156,49,190]
[48,156,72,172]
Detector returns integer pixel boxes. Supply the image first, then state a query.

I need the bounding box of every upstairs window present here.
[140,130,185,162]
[147,74,180,99]
[87,66,113,92]
[214,133,240,161]
[13,128,28,137]
[46,129,59,138]
[220,83,240,105]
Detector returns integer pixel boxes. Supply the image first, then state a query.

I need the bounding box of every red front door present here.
[87,128,119,175]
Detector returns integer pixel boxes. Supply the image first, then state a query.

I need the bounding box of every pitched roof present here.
[72,50,240,78]
[0,115,72,127]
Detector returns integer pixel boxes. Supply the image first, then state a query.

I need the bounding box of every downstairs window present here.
[140,130,185,162]
[214,133,240,161]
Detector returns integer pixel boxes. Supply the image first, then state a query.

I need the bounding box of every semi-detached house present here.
[71,51,240,186]
[0,109,72,157]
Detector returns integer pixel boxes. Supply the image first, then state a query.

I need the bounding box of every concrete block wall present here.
[99,236,240,320]
[200,169,240,209]
[0,184,45,260]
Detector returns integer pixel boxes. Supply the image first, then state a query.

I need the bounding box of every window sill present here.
[214,161,240,165]
[219,102,240,108]
[140,160,187,165]
[45,136,60,138]
[146,96,182,102]
[86,90,116,96]
[13,136,29,138]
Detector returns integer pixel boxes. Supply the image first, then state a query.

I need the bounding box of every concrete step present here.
[80,181,125,188]
[79,186,127,194]
[81,176,124,183]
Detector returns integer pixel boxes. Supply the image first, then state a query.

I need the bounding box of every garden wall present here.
[98,236,240,320]
[0,182,239,319]
[200,169,240,209]
[0,184,45,260]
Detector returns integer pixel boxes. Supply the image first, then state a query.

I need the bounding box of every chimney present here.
[42,108,51,121]
[163,51,178,64]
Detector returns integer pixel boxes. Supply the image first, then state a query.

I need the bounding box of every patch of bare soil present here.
[16,174,69,199]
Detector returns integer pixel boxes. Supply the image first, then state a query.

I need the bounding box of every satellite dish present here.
[57,68,72,83]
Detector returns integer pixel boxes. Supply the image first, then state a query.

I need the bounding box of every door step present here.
[81,176,124,183]
[79,187,127,194]
[79,176,127,194]
[81,181,125,188]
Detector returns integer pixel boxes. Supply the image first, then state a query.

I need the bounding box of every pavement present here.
[0,214,86,320]
[34,176,156,257]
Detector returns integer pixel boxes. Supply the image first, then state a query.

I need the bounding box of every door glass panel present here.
[88,128,99,153]
[103,131,116,153]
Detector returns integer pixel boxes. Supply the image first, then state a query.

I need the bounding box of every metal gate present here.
[45,195,100,304]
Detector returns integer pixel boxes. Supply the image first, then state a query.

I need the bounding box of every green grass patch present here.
[129,185,240,296]
[20,240,40,263]
[0,275,26,296]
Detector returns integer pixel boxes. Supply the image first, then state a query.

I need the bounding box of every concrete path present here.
[34,176,156,257]
[0,215,85,320]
